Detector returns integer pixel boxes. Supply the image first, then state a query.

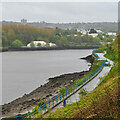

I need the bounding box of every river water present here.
[2,49,92,105]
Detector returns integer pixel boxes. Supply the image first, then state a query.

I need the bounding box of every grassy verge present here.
[75,60,103,84]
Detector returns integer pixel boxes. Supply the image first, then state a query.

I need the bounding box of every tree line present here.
[2,23,111,48]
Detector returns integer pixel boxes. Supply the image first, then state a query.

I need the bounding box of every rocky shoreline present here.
[1,54,94,118]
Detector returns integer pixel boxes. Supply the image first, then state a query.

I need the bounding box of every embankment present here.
[0,45,101,52]
[2,55,94,118]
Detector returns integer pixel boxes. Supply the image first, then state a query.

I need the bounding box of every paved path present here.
[46,53,113,114]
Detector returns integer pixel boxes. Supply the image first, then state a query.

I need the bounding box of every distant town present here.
[1,19,117,50]
[2,18,117,32]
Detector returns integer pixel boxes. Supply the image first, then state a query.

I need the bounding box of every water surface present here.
[2,49,92,104]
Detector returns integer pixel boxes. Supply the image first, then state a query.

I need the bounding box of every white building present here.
[48,43,56,47]
[96,29,103,34]
[88,33,98,38]
[74,34,78,37]
[107,32,117,36]
[27,41,47,47]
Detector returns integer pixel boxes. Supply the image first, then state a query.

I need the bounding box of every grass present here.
[75,60,104,84]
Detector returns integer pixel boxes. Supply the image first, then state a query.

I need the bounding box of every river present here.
[2,49,92,105]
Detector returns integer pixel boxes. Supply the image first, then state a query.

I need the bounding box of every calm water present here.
[2,49,92,105]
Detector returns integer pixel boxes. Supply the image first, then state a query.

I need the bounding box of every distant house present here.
[88,33,98,38]
[48,43,57,47]
[74,34,78,37]
[96,29,103,34]
[88,28,98,38]
[100,42,111,45]
[107,32,117,36]
[89,29,97,34]
[27,41,56,47]
[27,41,47,47]
[81,30,87,36]
[87,29,98,37]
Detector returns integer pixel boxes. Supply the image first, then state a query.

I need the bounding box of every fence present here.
[7,50,106,119]
[92,50,99,60]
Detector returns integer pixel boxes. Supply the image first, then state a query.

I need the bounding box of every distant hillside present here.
[2,21,118,32]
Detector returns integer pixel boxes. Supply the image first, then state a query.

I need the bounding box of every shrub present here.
[37,101,45,107]
[59,87,66,93]
[78,88,88,96]
[30,41,35,47]
[11,39,23,48]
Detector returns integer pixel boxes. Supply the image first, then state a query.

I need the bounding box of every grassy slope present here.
[44,35,119,119]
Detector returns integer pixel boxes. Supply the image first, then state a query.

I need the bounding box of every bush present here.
[37,101,45,107]
[78,88,88,96]
[11,39,23,48]
[59,87,66,93]
[30,41,35,47]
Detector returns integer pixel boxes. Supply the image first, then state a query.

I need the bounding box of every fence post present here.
[48,100,50,108]
[52,97,54,106]
[56,95,58,103]
[71,86,72,92]
[60,93,61,100]
[35,108,36,118]
[16,116,18,119]
[28,112,31,120]
[63,92,64,99]
[68,88,70,94]
[44,102,46,111]
[75,84,77,89]
[66,90,67,97]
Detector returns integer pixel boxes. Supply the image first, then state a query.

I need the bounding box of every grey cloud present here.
[2,2,118,23]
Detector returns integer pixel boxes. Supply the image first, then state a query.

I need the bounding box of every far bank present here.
[0,45,101,52]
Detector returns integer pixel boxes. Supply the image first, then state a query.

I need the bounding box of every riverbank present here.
[0,45,101,52]
[1,54,94,118]
[45,34,119,119]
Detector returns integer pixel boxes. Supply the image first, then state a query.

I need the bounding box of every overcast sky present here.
[1,2,118,23]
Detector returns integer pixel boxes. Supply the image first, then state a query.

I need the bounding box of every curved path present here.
[46,52,114,114]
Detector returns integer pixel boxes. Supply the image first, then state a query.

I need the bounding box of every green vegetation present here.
[76,60,103,84]
[43,33,119,119]
[30,41,35,48]
[37,101,45,107]
[2,24,112,48]
[78,88,88,96]
[59,87,66,93]
[11,39,23,48]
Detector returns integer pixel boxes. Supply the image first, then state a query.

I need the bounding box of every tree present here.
[56,40,62,46]
[11,39,23,48]
[93,37,101,43]
[2,31,8,47]
[61,36,68,45]
[37,43,41,47]
[7,29,15,45]
[30,41,35,47]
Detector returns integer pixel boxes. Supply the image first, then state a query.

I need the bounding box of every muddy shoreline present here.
[2,54,94,118]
